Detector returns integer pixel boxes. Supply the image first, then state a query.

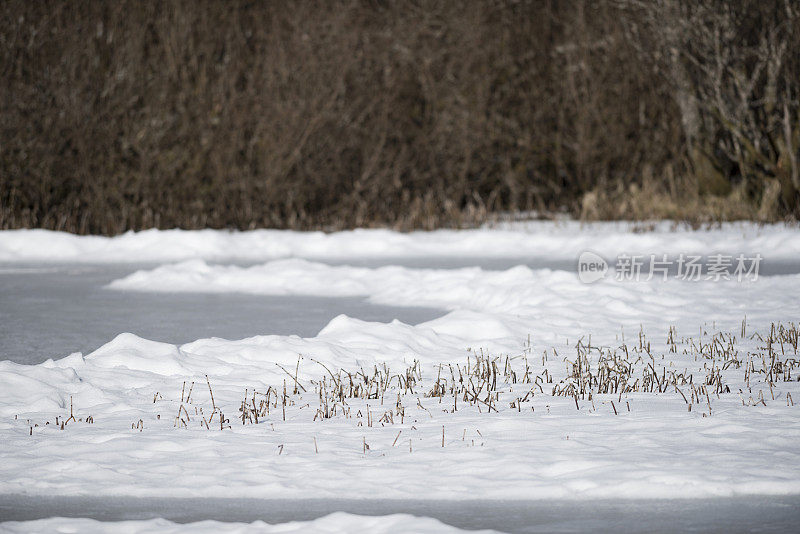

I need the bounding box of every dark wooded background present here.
[2,1,798,233]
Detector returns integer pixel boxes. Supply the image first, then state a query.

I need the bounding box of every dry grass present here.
[18,322,799,450]
[580,177,767,226]
[86,323,800,437]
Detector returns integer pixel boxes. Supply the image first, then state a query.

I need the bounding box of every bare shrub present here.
[1,0,797,233]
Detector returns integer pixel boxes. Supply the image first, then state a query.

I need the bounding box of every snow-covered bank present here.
[1,221,799,263]
[1,321,799,501]
[1,225,799,506]
[106,259,800,363]
[0,512,494,534]
[107,259,798,336]
[2,258,799,500]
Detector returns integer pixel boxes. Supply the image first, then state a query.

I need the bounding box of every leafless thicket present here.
[1,1,797,233]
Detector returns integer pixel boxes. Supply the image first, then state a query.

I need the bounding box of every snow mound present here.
[0,512,496,534]
[108,259,799,341]
[2,221,799,263]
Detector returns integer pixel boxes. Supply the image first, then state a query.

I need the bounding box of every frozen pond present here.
[0,263,444,365]
[1,494,799,533]
[2,256,799,365]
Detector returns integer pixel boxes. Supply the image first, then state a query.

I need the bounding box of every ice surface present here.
[2,495,799,533]
[0,265,441,364]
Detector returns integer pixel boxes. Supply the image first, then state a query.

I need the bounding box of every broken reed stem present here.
[294,356,302,394]
[65,396,76,424]
[205,375,216,411]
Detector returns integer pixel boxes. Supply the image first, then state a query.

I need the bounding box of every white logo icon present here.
[577,251,608,283]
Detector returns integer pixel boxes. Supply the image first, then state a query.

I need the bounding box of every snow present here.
[1,223,800,529]
[107,258,798,330]
[0,512,495,533]
[1,221,799,263]
[106,258,799,361]
[2,263,799,500]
